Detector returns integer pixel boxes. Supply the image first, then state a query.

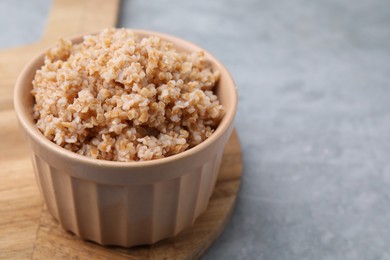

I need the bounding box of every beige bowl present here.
[13,29,237,247]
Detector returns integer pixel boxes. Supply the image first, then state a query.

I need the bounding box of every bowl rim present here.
[14,29,237,169]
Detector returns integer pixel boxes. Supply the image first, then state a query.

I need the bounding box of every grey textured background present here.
[2,0,390,259]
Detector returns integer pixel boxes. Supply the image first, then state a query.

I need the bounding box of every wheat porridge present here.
[31,28,224,161]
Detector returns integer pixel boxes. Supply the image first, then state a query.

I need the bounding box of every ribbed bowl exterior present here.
[31,151,223,247]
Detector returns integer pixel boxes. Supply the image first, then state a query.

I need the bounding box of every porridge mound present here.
[32,28,224,161]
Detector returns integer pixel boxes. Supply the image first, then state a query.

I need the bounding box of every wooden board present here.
[0,1,242,259]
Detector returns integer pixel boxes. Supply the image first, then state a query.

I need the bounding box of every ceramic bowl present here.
[13,29,237,247]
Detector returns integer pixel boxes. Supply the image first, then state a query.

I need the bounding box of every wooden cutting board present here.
[0,0,242,259]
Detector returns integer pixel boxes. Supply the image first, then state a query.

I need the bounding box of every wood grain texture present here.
[42,0,120,42]
[0,0,242,259]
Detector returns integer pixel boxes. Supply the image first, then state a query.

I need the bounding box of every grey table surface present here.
[2,0,390,259]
